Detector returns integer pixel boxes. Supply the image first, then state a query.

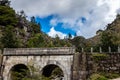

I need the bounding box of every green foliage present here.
[27,33,45,47]
[0,3,72,48]
[53,35,63,47]
[10,66,51,80]
[30,16,41,34]
[30,23,41,34]
[11,71,51,80]
[10,65,64,80]
[100,31,113,52]
[53,36,71,47]
[0,0,120,51]
[1,26,20,48]
[51,67,63,77]
[19,29,26,37]
[99,15,120,52]
[89,73,108,80]
[26,32,71,48]
[0,5,18,26]
[89,72,120,80]
[71,36,86,52]
[101,72,120,79]
[92,53,108,62]
[11,68,30,80]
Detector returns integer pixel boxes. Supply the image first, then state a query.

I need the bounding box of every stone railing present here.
[3,47,75,56]
[81,46,120,53]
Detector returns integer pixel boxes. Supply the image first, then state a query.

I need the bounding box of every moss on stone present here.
[92,53,109,62]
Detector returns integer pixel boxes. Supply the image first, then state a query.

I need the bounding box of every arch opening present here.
[9,64,30,80]
[42,64,64,80]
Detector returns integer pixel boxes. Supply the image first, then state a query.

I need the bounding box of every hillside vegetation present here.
[0,1,71,49]
[89,14,120,52]
[0,0,120,52]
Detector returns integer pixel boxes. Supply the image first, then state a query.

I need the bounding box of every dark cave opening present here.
[42,64,64,78]
[10,64,30,80]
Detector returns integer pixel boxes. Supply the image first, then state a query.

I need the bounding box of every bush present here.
[0,5,18,26]
[89,72,120,80]
[101,73,120,79]
[89,73,108,80]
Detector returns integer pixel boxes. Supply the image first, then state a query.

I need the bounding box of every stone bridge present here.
[1,47,120,80]
[1,47,75,80]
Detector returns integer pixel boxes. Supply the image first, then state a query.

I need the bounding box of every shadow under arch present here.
[42,64,63,77]
[8,64,30,80]
[41,61,68,80]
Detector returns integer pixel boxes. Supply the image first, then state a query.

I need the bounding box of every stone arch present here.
[42,64,64,78]
[7,64,30,80]
[40,61,68,80]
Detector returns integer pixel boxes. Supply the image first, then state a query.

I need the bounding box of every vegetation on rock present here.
[0,2,71,49]
[0,1,120,52]
[92,53,108,62]
[89,73,120,80]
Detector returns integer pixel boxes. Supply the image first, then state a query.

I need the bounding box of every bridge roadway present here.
[3,47,75,56]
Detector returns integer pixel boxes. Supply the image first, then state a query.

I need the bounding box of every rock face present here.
[2,47,75,80]
[88,14,120,47]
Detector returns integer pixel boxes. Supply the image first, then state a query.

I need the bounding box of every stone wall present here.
[87,53,120,77]
[72,53,87,80]
[0,50,2,80]
[72,52,120,80]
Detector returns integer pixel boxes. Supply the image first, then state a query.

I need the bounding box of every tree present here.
[31,16,36,23]
[27,33,46,47]
[38,22,41,32]
[74,32,77,37]
[68,33,72,39]
[100,31,117,52]
[53,34,61,47]
[0,0,10,6]
[30,22,41,34]
[1,26,20,48]
[0,5,18,26]
[30,16,41,34]
[19,10,26,18]
[55,34,60,40]
[71,36,86,52]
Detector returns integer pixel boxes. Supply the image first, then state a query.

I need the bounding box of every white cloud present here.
[47,27,66,39]
[50,18,58,27]
[11,0,120,38]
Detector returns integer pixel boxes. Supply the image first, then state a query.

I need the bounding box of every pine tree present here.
[0,0,10,6]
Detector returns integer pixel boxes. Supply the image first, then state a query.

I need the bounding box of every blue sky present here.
[11,0,120,39]
[36,15,76,35]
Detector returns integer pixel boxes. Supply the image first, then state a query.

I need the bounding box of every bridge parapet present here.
[3,47,75,56]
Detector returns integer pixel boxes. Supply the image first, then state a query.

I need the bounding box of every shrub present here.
[89,73,108,80]
[101,73,120,79]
